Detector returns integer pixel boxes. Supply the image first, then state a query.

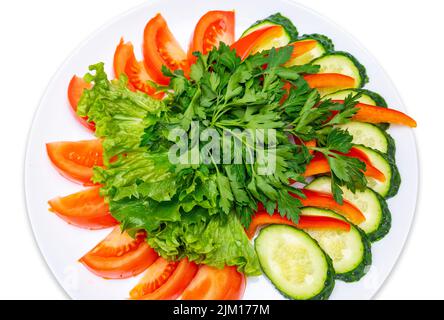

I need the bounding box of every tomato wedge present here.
[303,73,356,89]
[138,258,198,300]
[246,212,351,239]
[231,25,286,60]
[67,76,94,131]
[304,148,386,182]
[125,53,163,99]
[113,38,134,79]
[48,186,117,229]
[46,139,103,185]
[181,265,246,300]
[188,10,235,64]
[143,13,189,85]
[80,227,158,279]
[130,257,179,299]
[296,189,365,225]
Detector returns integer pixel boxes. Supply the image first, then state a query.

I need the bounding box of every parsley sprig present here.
[156,43,366,225]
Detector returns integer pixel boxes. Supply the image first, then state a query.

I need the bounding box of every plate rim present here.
[24,0,419,300]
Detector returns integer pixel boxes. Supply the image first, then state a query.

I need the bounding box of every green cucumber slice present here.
[255,225,335,300]
[305,177,391,242]
[300,207,372,282]
[354,145,400,198]
[242,13,298,41]
[336,122,395,159]
[323,88,390,130]
[285,34,334,66]
[311,52,369,96]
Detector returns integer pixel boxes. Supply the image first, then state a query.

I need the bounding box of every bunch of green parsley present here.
[77,43,366,275]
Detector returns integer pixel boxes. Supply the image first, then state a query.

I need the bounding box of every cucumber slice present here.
[337,122,396,159]
[285,34,334,66]
[300,208,372,282]
[311,52,369,96]
[242,13,298,41]
[354,145,400,198]
[305,177,391,242]
[285,39,327,66]
[323,88,390,130]
[299,34,335,53]
[255,225,335,300]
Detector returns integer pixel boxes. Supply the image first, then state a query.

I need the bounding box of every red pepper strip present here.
[295,189,365,225]
[231,25,284,60]
[246,212,350,239]
[288,139,317,185]
[354,103,417,127]
[331,100,417,128]
[304,148,386,182]
[303,152,330,177]
[344,147,386,182]
[304,139,317,155]
[289,40,318,59]
[303,73,356,89]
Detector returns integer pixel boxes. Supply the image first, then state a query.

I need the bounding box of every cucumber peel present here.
[242,13,298,41]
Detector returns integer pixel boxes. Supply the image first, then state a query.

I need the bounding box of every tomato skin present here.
[46,139,103,185]
[188,10,235,64]
[130,257,179,299]
[139,258,198,300]
[113,38,134,79]
[67,76,95,131]
[181,265,246,300]
[48,186,117,230]
[80,227,158,279]
[124,53,164,99]
[143,13,189,85]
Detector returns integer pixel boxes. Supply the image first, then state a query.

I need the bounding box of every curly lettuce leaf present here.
[147,212,261,276]
[77,63,166,161]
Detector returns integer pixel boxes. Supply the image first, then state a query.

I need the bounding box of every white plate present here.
[24,0,418,300]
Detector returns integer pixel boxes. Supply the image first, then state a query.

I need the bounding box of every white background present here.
[0,0,441,299]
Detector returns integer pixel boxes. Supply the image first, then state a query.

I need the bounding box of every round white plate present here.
[24,0,418,300]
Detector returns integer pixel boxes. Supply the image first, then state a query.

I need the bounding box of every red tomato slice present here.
[138,258,198,300]
[48,186,117,230]
[113,38,134,79]
[80,227,158,279]
[188,10,235,64]
[125,53,164,99]
[181,265,246,300]
[46,139,103,185]
[67,76,95,131]
[143,13,189,85]
[130,257,179,299]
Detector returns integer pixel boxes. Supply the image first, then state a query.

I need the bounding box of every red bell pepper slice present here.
[303,73,356,89]
[288,40,317,60]
[246,212,350,239]
[295,189,365,225]
[354,103,417,127]
[330,100,417,127]
[304,148,386,182]
[231,25,284,60]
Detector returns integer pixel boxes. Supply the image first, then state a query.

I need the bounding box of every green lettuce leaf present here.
[147,212,261,276]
